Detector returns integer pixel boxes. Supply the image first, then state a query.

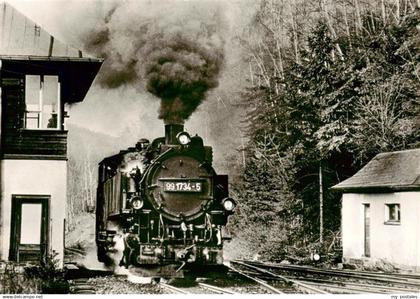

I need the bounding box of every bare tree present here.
[354,79,417,157]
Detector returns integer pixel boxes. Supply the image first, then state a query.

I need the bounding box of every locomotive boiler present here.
[95,123,236,273]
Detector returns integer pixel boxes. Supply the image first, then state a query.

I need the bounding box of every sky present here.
[3,0,257,173]
[4,0,254,141]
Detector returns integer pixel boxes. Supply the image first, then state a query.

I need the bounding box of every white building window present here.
[24,75,61,130]
[385,203,400,224]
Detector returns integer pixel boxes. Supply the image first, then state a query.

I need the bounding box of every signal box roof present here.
[332,148,420,192]
[0,2,103,103]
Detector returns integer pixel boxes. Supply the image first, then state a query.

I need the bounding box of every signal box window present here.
[25,75,61,129]
[385,204,400,224]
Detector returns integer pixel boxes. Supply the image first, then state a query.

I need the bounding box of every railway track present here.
[229,261,328,294]
[159,281,239,294]
[66,262,244,294]
[64,263,116,294]
[248,260,420,283]
[197,282,238,294]
[157,263,288,294]
[63,252,420,294]
[70,278,97,294]
[226,262,286,294]
[160,282,191,294]
[160,282,239,294]
[236,260,420,294]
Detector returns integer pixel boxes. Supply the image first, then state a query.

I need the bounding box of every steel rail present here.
[226,264,285,294]
[232,260,330,295]
[295,277,420,294]
[198,282,238,294]
[246,260,417,280]
[70,278,96,294]
[296,279,383,294]
[243,260,420,287]
[160,283,191,294]
[251,273,402,294]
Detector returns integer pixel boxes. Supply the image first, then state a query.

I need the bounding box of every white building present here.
[0,2,102,267]
[332,148,420,271]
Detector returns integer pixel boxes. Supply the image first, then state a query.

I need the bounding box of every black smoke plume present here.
[144,35,223,123]
[83,1,225,124]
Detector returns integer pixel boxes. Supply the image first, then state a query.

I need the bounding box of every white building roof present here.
[0,2,85,57]
[332,148,420,192]
[0,2,103,103]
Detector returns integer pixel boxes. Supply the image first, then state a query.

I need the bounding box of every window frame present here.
[24,74,62,131]
[384,203,401,225]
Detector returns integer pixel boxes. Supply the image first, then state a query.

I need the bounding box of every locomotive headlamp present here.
[131,197,144,210]
[222,198,236,211]
[176,132,191,145]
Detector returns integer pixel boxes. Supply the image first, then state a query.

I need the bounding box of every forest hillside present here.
[228,0,419,261]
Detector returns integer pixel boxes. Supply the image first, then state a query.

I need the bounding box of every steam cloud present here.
[84,1,225,124]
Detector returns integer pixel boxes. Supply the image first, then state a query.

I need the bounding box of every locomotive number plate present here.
[163,181,202,192]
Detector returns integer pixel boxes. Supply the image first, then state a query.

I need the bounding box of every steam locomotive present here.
[95,123,235,273]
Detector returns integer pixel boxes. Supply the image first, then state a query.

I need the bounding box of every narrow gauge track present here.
[66,262,242,294]
[158,264,287,294]
[64,254,419,294]
[248,260,420,283]
[225,263,286,294]
[160,281,238,294]
[65,263,113,294]
[292,279,408,294]
[238,260,420,294]
[160,283,191,294]
[197,282,238,294]
[230,261,329,294]
[70,278,97,294]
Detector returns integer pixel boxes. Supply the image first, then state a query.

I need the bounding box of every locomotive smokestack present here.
[165,123,184,145]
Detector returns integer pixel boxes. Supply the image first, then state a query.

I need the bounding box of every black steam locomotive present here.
[95,124,235,272]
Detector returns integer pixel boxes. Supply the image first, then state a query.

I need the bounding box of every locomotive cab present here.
[96,124,235,271]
